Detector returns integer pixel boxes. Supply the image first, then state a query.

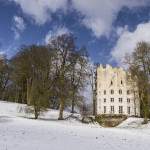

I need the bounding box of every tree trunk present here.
[133,91,137,116]
[71,91,75,113]
[34,110,38,119]
[58,97,64,120]
[93,88,97,116]
[27,78,32,105]
[143,105,148,124]
[34,106,39,119]
[93,97,96,116]
[71,100,75,113]
[141,92,148,124]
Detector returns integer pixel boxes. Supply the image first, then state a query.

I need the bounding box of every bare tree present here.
[125,42,150,123]
[69,48,88,113]
[88,63,99,116]
[10,45,54,119]
[49,34,77,120]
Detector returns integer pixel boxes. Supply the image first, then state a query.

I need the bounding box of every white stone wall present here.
[96,64,140,116]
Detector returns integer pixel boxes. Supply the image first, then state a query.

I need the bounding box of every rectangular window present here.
[104,98,106,102]
[127,107,130,114]
[119,106,123,114]
[111,98,114,102]
[127,90,130,95]
[127,98,130,103]
[119,98,123,103]
[121,80,123,85]
[104,90,106,95]
[119,89,122,94]
[104,106,106,113]
[111,106,114,113]
[110,90,114,94]
[111,81,113,85]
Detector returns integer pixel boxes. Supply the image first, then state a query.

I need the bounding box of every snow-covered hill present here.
[0,101,150,150]
[0,101,98,127]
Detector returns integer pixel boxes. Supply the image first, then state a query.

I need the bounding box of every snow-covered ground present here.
[118,117,150,129]
[0,101,150,150]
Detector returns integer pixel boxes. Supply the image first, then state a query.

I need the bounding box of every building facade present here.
[96,64,140,116]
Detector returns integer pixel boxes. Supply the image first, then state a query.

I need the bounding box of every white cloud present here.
[13,15,25,31]
[116,26,128,36]
[12,15,26,39]
[10,0,68,25]
[9,0,150,39]
[45,26,70,44]
[111,22,150,66]
[72,0,149,38]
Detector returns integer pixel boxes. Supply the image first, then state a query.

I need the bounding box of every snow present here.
[117,117,150,129]
[0,101,150,150]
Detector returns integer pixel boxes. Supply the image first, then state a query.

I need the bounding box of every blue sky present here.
[0,0,150,66]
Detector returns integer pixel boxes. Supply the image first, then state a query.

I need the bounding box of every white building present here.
[96,64,140,116]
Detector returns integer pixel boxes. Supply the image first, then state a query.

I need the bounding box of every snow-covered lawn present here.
[0,101,150,150]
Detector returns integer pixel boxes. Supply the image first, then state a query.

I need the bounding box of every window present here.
[119,89,122,94]
[111,81,113,85]
[104,98,106,103]
[119,98,123,103]
[127,90,130,95]
[127,107,130,114]
[104,90,106,95]
[111,98,114,102]
[127,98,130,103]
[121,80,123,85]
[119,106,123,114]
[111,106,114,113]
[104,106,106,113]
[110,89,114,94]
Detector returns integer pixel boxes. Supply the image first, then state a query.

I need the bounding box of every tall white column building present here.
[96,64,140,116]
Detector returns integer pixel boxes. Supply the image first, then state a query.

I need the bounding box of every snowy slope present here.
[117,117,150,129]
[0,101,150,150]
[0,101,98,127]
[0,101,26,116]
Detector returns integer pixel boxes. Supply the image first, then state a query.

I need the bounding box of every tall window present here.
[121,80,123,85]
[104,106,106,113]
[104,90,106,95]
[127,98,130,103]
[119,98,123,103]
[127,107,130,114]
[127,90,130,95]
[119,89,122,94]
[111,81,113,85]
[111,106,114,113]
[111,98,114,102]
[104,98,106,102]
[110,89,114,94]
[119,106,123,114]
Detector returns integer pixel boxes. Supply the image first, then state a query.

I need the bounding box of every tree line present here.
[0,34,149,122]
[0,34,90,120]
